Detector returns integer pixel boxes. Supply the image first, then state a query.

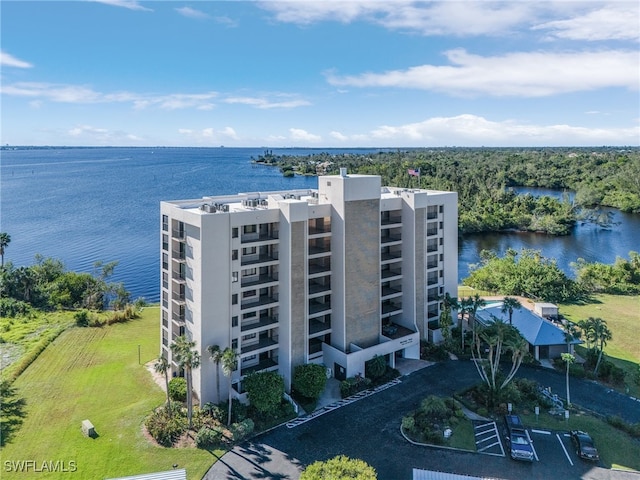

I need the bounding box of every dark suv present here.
[504,415,534,462]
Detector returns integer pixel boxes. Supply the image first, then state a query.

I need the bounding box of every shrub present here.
[300,455,377,480]
[168,377,187,402]
[365,355,387,380]
[402,416,415,432]
[340,375,372,398]
[0,298,32,317]
[195,425,224,449]
[293,363,327,400]
[230,418,254,442]
[420,341,449,362]
[74,310,89,327]
[244,371,284,416]
[145,407,187,447]
[606,416,640,439]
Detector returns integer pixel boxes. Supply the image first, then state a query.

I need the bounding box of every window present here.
[162,310,168,327]
[162,215,168,231]
[162,291,168,308]
[243,290,257,298]
[232,249,238,261]
[242,268,257,277]
[162,234,168,251]
[232,272,238,283]
[232,294,238,305]
[232,227,238,238]
[243,311,257,319]
[439,237,443,245]
[242,246,257,255]
[439,269,443,278]
[232,316,238,327]
[162,271,168,289]
[242,333,257,341]
[439,205,444,213]
[232,339,238,350]
[162,253,168,270]
[243,224,257,234]
[439,221,443,230]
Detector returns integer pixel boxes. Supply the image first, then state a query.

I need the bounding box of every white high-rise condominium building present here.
[160,171,457,405]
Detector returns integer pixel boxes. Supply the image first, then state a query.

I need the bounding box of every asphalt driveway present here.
[204,360,640,480]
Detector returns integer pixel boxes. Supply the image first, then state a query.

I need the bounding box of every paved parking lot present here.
[205,361,640,480]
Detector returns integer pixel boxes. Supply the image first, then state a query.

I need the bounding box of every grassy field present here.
[559,294,640,396]
[1,307,216,479]
[519,409,640,471]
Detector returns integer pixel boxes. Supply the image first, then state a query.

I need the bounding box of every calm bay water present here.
[1,147,638,301]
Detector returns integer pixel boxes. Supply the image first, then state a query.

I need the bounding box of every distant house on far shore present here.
[474,302,581,361]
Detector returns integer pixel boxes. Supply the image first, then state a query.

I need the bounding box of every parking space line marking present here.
[526,429,539,462]
[478,441,501,452]
[531,429,551,435]
[556,433,574,466]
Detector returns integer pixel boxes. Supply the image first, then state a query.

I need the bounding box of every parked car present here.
[570,430,600,462]
[504,415,534,462]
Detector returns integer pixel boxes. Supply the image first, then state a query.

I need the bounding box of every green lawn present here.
[1,307,216,479]
[559,294,640,396]
[520,409,640,471]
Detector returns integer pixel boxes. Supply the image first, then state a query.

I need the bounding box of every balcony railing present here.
[381,302,402,316]
[172,311,185,323]
[241,294,279,310]
[308,262,331,275]
[241,357,278,376]
[172,249,186,261]
[241,253,278,266]
[308,245,331,256]
[381,216,402,226]
[381,285,401,298]
[172,229,185,240]
[381,268,402,279]
[172,271,186,283]
[309,281,331,295]
[241,274,277,288]
[381,251,402,262]
[241,336,278,354]
[241,232,279,244]
[172,292,186,304]
[308,226,331,236]
[381,234,402,244]
[241,315,278,332]
[309,318,331,335]
[308,301,331,315]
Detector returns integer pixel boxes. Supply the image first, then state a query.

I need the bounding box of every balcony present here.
[241,232,279,244]
[172,311,185,323]
[241,253,278,266]
[381,215,402,227]
[381,302,402,317]
[381,285,401,298]
[308,244,331,256]
[309,317,331,336]
[241,294,278,310]
[241,315,278,332]
[241,274,277,288]
[381,268,402,280]
[241,357,278,377]
[171,248,186,262]
[308,281,331,295]
[309,262,331,275]
[171,271,186,283]
[309,300,331,316]
[172,229,185,240]
[241,336,278,355]
[381,251,402,263]
[171,291,186,304]
[381,233,402,245]
[382,322,415,340]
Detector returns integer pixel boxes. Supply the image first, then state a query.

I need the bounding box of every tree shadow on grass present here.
[0,380,27,447]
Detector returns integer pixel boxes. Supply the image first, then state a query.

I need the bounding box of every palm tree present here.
[458,297,474,350]
[0,233,11,267]
[170,335,201,429]
[469,293,486,340]
[207,344,223,404]
[561,353,575,406]
[439,292,459,343]
[153,355,172,416]
[221,347,238,425]
[501,297,522,325]
[590,317,612,375]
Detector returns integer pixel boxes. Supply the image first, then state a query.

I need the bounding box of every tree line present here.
[254,147,640,234]
[0,233,141,317]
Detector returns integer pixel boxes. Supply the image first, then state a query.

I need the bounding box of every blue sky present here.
[1,1,639,147]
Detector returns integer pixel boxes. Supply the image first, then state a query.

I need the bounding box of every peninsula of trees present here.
[253,147,640,235]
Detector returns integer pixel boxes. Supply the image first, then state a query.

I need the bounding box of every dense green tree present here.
[300,455,377,480]
[244,371,285,416]
[293,363,328,400]
[439,292,458,342]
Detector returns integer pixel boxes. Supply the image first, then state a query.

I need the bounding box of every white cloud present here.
[327,49,639,97]
[1,82,219,109]
[533,3,640,41]
[178,126,239,144]
[362,114,640,146]
[224,96,311,109]
[1,51,33,68]
[289,128,321,142]
[175,6,209,19]
[330,131,349,141]
[67,124,144,144]
[91,0,153,12]
[258,1,533,36]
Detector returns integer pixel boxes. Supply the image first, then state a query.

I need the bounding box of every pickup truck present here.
[504,415,534,462]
